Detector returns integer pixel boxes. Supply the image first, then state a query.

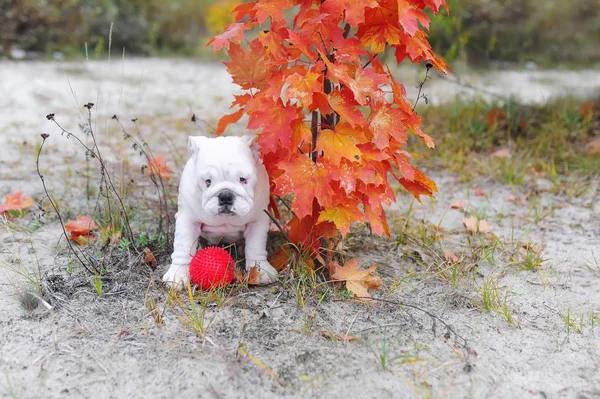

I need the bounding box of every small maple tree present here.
[208,1,449,264]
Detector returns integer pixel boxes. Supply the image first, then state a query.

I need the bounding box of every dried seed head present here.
[41,133,49,139]
[45,113,55,121]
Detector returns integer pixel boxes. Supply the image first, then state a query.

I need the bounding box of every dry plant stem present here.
[263,210,290,242]
[49,113,137,247]
[412,64,432,111]
[114,116,172,246]
[36,134,97,275]
[354,297,470,349]
[131,119,171,243]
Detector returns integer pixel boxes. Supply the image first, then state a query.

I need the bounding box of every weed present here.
[561,308,583,335]
[514,245,546,271]
[91,270,104,296]
[478,274,513,323]
[172,283,210,337]
[376,327,389,370]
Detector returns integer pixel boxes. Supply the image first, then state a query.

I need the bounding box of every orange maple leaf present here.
[357,3,402,54]
[320,0,379,27]
[363,199,390,236]
[224,40,274,90]
[216,108,245,135]
[251,0,292,24]
[248,99,301,151]
[207,22,250,51]
[273,155,336,218]
[395,30,449,74]
[331,259,383,299]
[65,216,98,244]
[397,0,430,36]
[316,126,363,167]
[317,201,363,236]
[285,72,323,109]
[398,167,438,200]
[328,87,367,128]
[0,191,34,214]
[144,157,173,180]
[370,104,408,149]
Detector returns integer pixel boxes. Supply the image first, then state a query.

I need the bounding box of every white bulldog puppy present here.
[162,135,277,289]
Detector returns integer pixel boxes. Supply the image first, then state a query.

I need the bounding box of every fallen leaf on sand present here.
[331,258,383,299]
[491,148,511,158]
[144,157,173,180]
[504,194,517,202]
[236,266,261,285]
[321,331,358,343]
[450,201,465,210]
[0,191,34,214]
[588,138,600,156]
[463,215,493,234]
[65,216,98,244]
[444,250,460,264]
[269,247,292,272]
[478,219,493,234]
[143,247,158,270]
[474,188,486,197]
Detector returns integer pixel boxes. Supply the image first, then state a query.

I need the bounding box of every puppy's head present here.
[188,135,261,218]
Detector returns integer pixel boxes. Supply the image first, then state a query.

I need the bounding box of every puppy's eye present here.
[240,177,247,184]
[205,179,211,187]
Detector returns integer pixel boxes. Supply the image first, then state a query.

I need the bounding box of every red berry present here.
[189,246,236,290]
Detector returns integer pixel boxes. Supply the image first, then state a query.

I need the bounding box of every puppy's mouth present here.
[218,206,236,216]
[216,189,237,216]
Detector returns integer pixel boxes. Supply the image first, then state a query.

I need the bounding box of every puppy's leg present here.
[163,212,202,289]
[244,211,277,284]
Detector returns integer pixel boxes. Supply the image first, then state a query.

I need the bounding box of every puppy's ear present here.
[188,136,206,156]
[241,135,262,164]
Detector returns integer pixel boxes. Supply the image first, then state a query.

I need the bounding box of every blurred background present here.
[1,0,600,68]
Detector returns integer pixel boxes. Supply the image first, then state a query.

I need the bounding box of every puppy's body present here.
[163,136,276,288]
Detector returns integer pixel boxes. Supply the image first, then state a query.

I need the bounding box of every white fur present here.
[162,135,277,289]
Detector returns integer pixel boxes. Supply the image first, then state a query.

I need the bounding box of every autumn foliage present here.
[208,0,449,256]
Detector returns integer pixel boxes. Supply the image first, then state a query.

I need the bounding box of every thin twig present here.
[354,296,470,349]
[36,134,97,275]
[412,63,433,112]
[263,210,290,243]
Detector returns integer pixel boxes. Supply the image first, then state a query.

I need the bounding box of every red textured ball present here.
[189,246,236,290]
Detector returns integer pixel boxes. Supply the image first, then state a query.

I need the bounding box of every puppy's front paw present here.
[246,260,278,284]
[162,264,190,290]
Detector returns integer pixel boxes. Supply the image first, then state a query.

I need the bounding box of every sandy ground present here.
[1,58,600,398]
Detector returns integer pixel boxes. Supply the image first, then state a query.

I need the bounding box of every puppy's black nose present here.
[218,190,235,207]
